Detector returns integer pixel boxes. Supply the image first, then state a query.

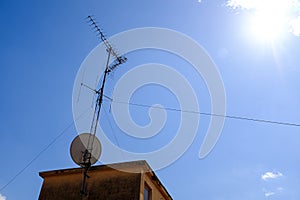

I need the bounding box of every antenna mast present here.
[78,16,127,196]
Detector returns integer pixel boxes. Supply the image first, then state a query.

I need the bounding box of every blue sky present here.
[1,0,300,199]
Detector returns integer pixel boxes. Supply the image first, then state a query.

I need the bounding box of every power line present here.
[0,121,74,192]
[111,100,300,127]
[2,99,299,193]
[0,108,90,192]
[103,107,121,148]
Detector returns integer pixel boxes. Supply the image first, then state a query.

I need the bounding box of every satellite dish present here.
[70,133,102,167]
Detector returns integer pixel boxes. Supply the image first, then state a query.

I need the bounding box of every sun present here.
[250,10,287,41]
[249,1,293,42]
[240,0,295,41]
[227,0,300,38]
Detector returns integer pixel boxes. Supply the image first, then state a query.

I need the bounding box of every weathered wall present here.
[39,167,141,200]
[140,171,172,200]
[38,161,172,200]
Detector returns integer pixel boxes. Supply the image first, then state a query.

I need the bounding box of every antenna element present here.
[87,16,127,71]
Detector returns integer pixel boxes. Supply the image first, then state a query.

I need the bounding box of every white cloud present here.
[227,0,298,10]
[226,0,259,9]
[264,191,275,197]
[277,187,284,192]
[290,16,300,36]
[262,187,284,198]
[261,171,283,181]
[0,194,6,200]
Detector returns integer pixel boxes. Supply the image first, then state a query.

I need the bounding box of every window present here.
[144,183,151,200]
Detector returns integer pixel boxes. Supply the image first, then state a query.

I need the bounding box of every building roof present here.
[38,160,172,200]
[40,160,152,178]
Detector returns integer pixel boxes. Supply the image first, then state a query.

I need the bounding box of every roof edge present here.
[39,160,151,178]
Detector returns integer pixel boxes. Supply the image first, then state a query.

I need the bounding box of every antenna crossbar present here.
[87,16,127,71]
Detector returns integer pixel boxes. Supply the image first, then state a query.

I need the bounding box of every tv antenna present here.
[70,15,127,196]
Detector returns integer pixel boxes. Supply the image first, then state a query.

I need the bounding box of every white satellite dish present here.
[70,133,102,167]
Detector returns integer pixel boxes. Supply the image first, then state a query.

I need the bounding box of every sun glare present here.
[249,0,293,41]
[250,10,287,41]
[228,0,300,41]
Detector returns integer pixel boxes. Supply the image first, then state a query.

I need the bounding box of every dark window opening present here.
[144,183,151,200]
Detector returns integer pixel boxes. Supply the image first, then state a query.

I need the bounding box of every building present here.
[38,160,172,200]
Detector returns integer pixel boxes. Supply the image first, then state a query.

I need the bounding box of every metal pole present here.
[80,48,112,196]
